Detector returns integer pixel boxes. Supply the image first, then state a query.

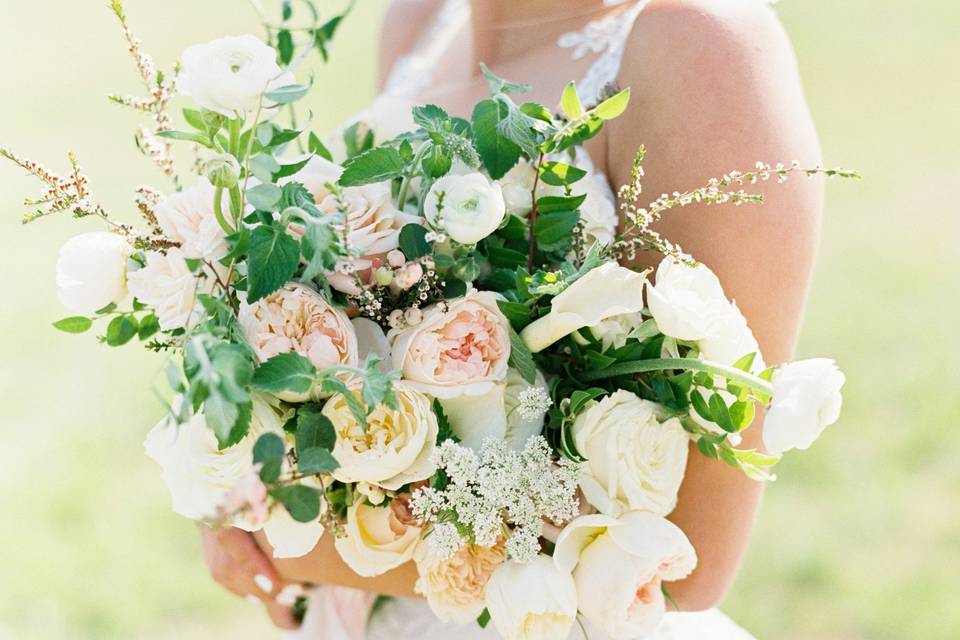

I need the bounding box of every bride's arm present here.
[607,0,825,610]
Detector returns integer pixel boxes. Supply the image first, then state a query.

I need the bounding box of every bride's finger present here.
[263,599,299,630]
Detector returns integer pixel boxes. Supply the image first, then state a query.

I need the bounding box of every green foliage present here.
[253,432,286,482]
[246,224,300,302]
[264,84,310,105]
[52,316,92,334]
[507,326,537,384]
[471,99,522,179]
[271,484,321,522]
[398,223,432,259]
[251,352,317,394]
[339,146,404,186]
[106,315,138,346]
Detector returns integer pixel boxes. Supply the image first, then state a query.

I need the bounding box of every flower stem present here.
[579,357,774,396]
[397,143,430,210]
[212,186,234,234]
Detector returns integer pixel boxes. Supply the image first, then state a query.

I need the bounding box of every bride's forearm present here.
[254,530,422,598]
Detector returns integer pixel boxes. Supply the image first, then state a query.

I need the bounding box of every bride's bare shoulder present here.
[377,0,446,87]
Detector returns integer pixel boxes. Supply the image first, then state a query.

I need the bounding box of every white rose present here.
[334,500,422,577]
[575,173,618,247]
[154,178,226,260]
[484,555,577,640]
[177,35,294,117]
[414,541,506,624]
[439,368,548,451]
[144,395,284,521]
[424,172,506,244]
[127,248,210,330]
[497,159,538,216]
[554,512,697,640]
[573,390,689,517]
[326,381,438,490]
[520,262,647,353]
[55,231,131,314]
[391,290,510,399]
[763,358,845,456]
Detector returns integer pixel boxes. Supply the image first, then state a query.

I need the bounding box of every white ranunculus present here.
[391,290,511,399]
[573,390,689,517]
[763,358,845,456]
[177,35,293,117]
[439,368,548,451]
[575,173,618,247]
[334,500,422,577]
[554,512,697,640]
[144,395,284,521]
[262,502,325,559]
[154,178,226,260]
[520,262,647,353]
[127,248,209,330]
[55,231,131,314]
[326,381,438,490]
[424,172,506,244]
[484,555,578,640]
[587,312,647,352]
[497,159,538,216]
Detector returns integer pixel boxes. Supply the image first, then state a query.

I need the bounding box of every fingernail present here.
[276,584,305,607]
[254,574,273,593]
[245,594,261,605]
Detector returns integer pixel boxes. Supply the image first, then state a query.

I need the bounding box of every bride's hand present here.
[199,525,300,630]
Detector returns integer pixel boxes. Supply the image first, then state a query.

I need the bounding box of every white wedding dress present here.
[292,1,762,638]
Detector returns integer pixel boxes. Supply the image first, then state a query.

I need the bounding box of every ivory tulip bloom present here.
[555,512,697,639]
[521,262,647,353]
[485,555,578,640]
[55,231,131,314]
[764,358,845,456]
[573,390,689,517]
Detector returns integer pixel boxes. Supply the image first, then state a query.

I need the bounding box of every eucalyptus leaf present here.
[272,484,321,522]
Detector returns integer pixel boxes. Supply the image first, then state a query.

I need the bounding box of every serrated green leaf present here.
[507,325,537,384]
[471,99,522,180]
[246,225,300,301]
[308,132,333,161]
[339,146,404,186]
[252,352,317,394]
[52,316,92,334]
[533,209,580,249]
[296,409,336,453]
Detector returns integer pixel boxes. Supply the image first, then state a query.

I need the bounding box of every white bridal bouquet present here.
[3,3,857,638]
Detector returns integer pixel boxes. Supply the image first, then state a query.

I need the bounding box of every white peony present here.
[326,381,438,490]
[177,35,294,117]
[520,262,647,353]
[424,172,506,244]
[144,395,284,522]
[554,512,697,640]
[573,390,689,517]
[127,248,209,330]
[55,231,131,314]
[763,358,845,456]
[575,173,618,247]
[645,257,731,341]
[391,290,511,399]
[697,300,766,371]
[334,500,422,577]
[484,555,578,640]
[154,178,227,260]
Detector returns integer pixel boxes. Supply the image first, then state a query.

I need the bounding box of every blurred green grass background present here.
[0,1,957,638]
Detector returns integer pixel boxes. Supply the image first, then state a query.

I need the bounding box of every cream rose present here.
[154,178,226,260]
[334,499,422,577]
[763,358,845,456]
[573,390,689,517]
[415,541,506,624]
[520,262,647,353]
[128,248,212,331]
[391,291,510,399]
[326,381,438,490]
[55,231,131,314]
[177,35,294,117]
[484,555,578,640]
[554,512,697,640]
[424,172,506,244]
[239,283,358,371]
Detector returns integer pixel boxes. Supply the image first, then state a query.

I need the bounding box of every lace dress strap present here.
[558,0,651,106]
[382,0,470,100]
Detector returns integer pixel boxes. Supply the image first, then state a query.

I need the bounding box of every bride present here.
[198,0,823,637]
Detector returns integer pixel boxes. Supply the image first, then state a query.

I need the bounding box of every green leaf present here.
[479,63,530,95]
[732,352,757,373]
[486,246,527,269]
[471,99,522,180]
[339,146,404,186]
[296,409,337,453]
[568,388,606,416]
[246,225,300,301]
[560,82,583,119]
[182,108,207,131]
[690,390,713,423]
[265,84,310,105]
[398,223,432,259]
[308,132,333,162]
[300,219,341,282]
[105,315,138,346]
[708,393,736,433]
[52,316,92,334]
[298,447,339,474]
[272,484,321,522]
[252,352,317,394]
[314,8,349,62]
[477,609,491,629]
[203,392,241,448]
[360,355,401,412]
[729,399,757,431]
[497,102,540,159]
[156,130,211,146]
[247,183,283,211]
[320,376,367,428]
[536,194,586,213]
[253,432,286,482]
[137,314,160,340]
[533,210,580,249]
[594,88,631,120]
[732,448,779,467]
[277,29,294,65]
[413,104,451,132]
[696,436,719,459]
[539,161,587,187]
[421,144,452,178]
[507,326,537,383]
